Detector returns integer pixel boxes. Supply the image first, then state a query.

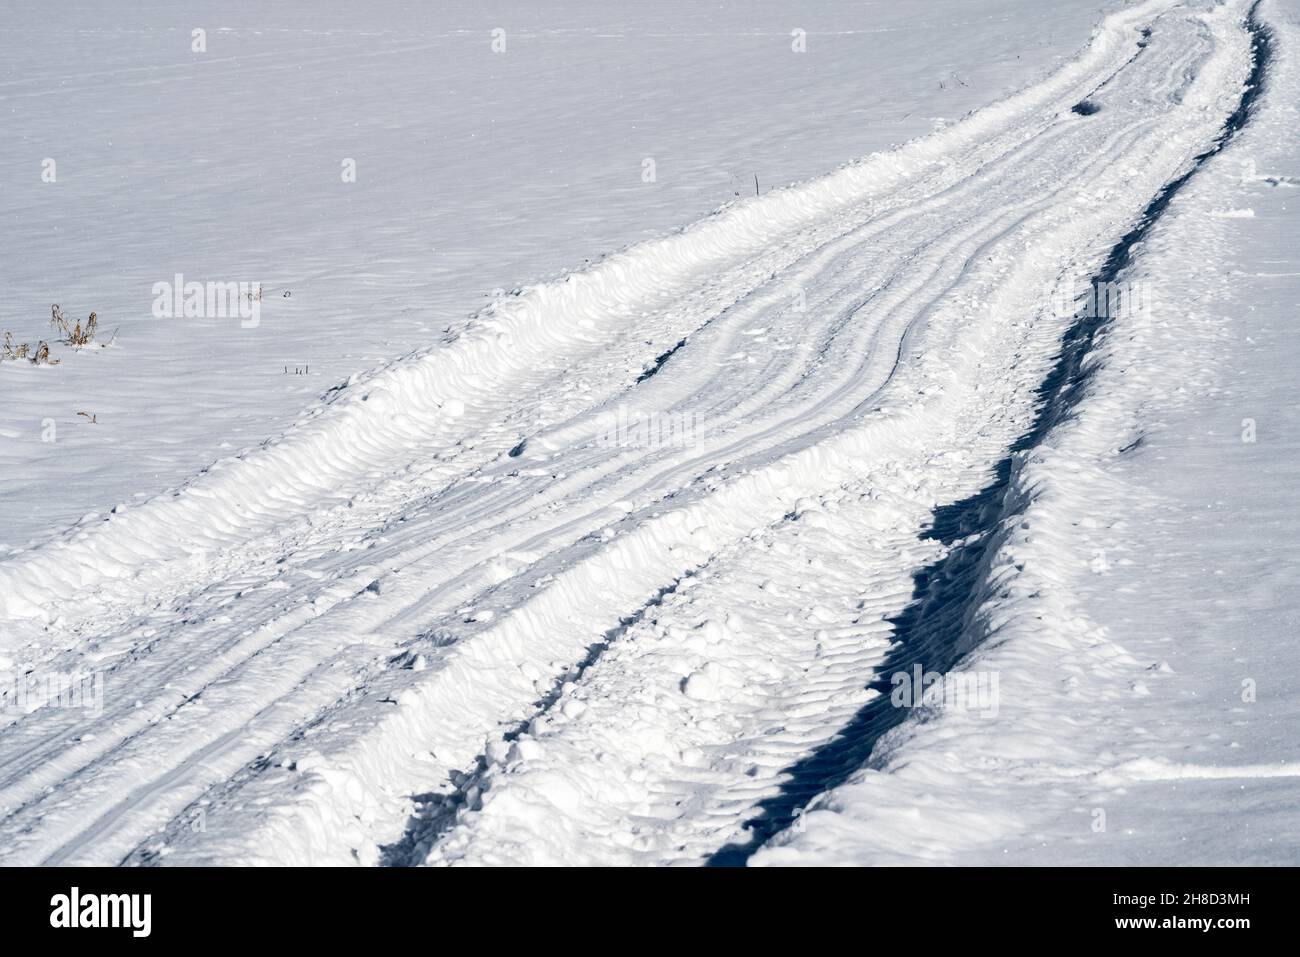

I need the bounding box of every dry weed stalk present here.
[51,304,98,348]
[2,332,58,365]
[2,331,29,361]
[30,341,58,366]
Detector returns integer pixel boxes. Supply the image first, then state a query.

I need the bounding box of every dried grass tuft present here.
[2,331,29,362]
[51,304,98,348]
[4,304,103,366]
[30,341,59,366]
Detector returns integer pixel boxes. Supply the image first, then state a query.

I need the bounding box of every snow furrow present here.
[0,0,1259,868]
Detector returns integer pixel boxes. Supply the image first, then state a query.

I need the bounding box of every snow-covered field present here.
[1,0,1296,867]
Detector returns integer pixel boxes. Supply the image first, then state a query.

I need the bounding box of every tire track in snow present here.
[399,3,1261,867]
[17,55,1170,868]
[129,0,1227,868]
[0,0,1227,866]
[195,1,1237,868]
[375,575,689,866]
[708,0,1274,865]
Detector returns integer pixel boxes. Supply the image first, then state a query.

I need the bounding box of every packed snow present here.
[0,0,1296,867]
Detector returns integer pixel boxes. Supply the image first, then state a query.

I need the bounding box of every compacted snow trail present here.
[754,1,1294,867]
[0,0,1267,865]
